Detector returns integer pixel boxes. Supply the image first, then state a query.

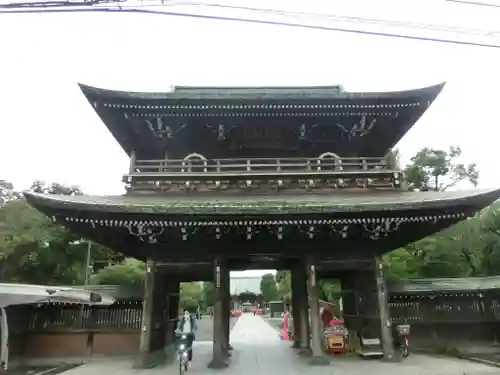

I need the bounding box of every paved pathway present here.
[61,313,499,375]
[195,316,239,342]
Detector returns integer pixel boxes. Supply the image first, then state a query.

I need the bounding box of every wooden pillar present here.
[291,262,303,349]
[375,257,396,361]
[129,150,137,174]
[342,258,394,359]
[220,262,231,357]
[165,281,180,362]
[295,258,311,356]
[306,259,329,366]
[135,259,169,369]
[208,256,229,369]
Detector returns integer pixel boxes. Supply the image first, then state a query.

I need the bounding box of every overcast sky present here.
[1,0,499,277]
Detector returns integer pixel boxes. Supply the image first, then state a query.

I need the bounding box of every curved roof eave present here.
[23,188,500,217]
[77,82,446,101]
[0,283,115,307]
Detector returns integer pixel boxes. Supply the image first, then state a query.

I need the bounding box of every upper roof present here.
[79,83,442,101]
[78,82,445,160]
[23,188,500,216]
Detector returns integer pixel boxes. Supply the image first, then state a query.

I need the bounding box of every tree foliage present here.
[0,180,122,285]
[92,259,146,288]
[260,273,279,301]
[180,282,203,311]
[382,145,490,280]
[201,282,216,308]
[403,146,478,191]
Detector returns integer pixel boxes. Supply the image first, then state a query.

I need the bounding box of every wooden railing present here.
[127,157,388,177]
[123,154,403,192]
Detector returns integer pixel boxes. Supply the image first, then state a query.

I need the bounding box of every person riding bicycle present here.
[176,309,197,365]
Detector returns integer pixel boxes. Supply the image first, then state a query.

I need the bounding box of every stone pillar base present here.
[133,351,165,369]
[207,358,229,369]
[308,356,330,366]
[381,353,401,362]
[297,348,312,356]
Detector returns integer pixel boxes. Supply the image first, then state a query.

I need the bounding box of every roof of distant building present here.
[230,276,262,296]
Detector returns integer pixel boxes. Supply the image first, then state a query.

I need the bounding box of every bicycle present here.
[177,333,192,375]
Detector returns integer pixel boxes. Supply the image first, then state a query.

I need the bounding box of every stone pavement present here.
[194,316,239,342]
[60,313,499,375]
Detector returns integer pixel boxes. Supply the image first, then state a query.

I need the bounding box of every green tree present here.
[29,180,83,196]
[476,203,500,275]
[201,282,215,308]
[92,259,145,287]
[317,279,341,301]
[276,270,291,300]
[382,145,489,280]
[0,180,124,285]
[260,273,279,301]
[0,180,19,206]
[404,146,478,191]
[0,198,88,284]
[180,282,203,311]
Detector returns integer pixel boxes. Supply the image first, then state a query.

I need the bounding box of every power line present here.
[446,0,500,8]
[1,0,499,48]
[4,0,497,38]
[0,0,120,7]
[2,6,499,49]
[97,1,500,38]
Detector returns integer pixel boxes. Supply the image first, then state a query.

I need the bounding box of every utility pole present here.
[84,241,92,285]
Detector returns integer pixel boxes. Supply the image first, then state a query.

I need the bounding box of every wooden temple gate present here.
[23,83,500,367]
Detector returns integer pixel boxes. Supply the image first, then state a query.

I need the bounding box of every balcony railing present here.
[129,155,389,175]
[123,153,402,193]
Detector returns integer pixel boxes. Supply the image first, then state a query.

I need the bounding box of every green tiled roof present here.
[23,189,500,216]
[388,276,500,293]
[78,82,445,101]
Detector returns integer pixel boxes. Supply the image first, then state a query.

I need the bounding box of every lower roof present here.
[388,276,500,293]
[23,189,500,216]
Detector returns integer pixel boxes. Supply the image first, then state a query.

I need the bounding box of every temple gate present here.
[25,83,500,367]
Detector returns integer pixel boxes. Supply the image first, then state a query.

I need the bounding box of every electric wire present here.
[446,0,500,8]
[1,0,499,48]
[0,0,120,7]
[2,0,497,38]
[1,5,499,49]
[90,0,500,38]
